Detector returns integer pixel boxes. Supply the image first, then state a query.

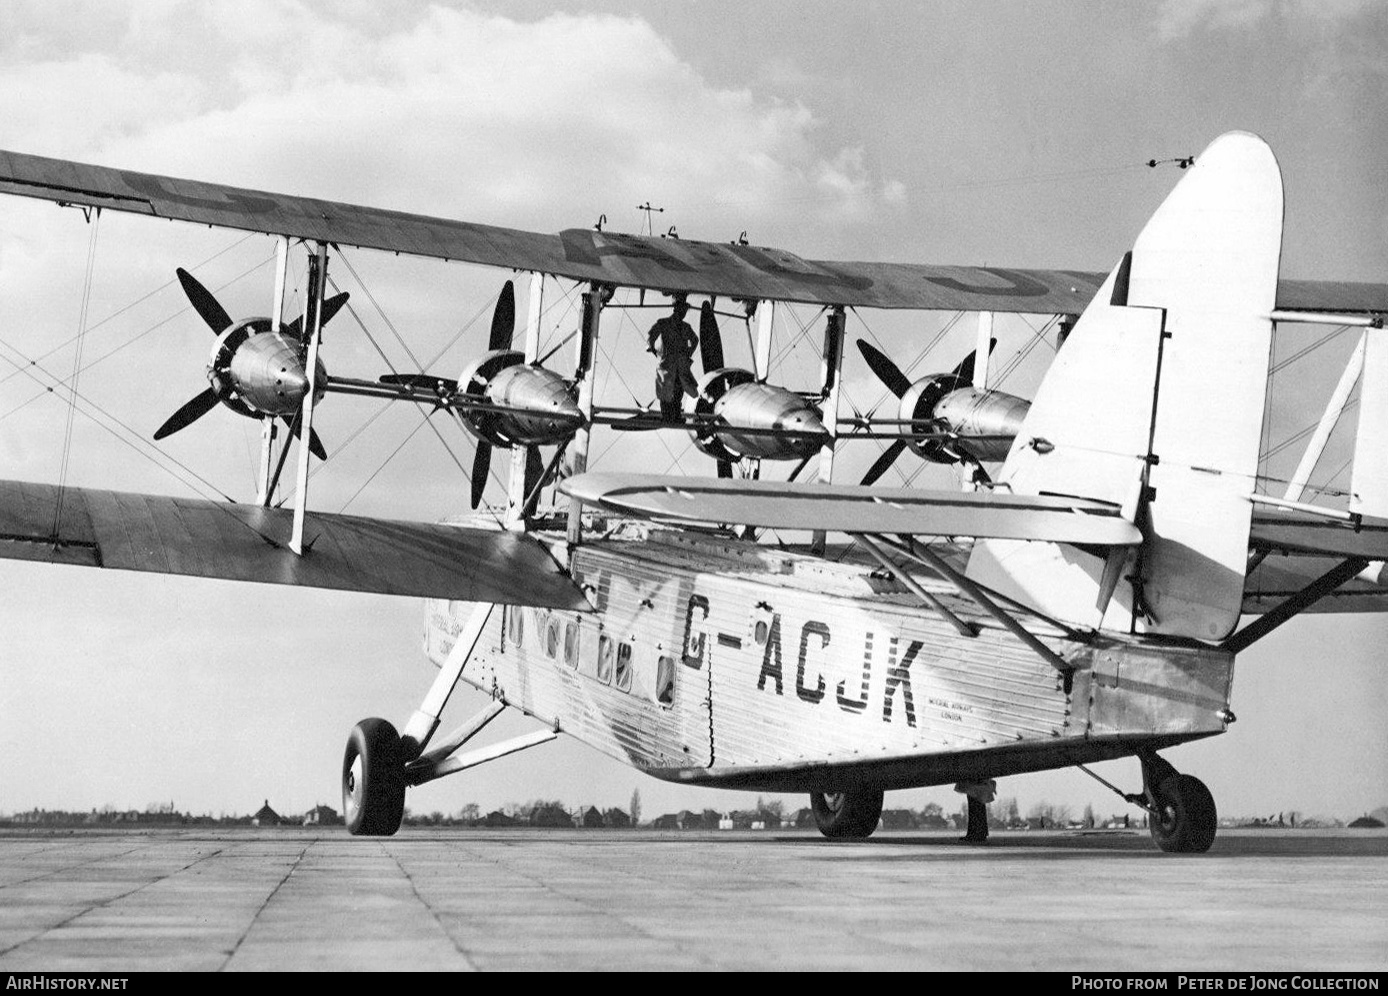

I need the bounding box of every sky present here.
[0,0,1385,824]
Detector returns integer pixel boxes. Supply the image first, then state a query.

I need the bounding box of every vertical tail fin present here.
[967,132,1284,641]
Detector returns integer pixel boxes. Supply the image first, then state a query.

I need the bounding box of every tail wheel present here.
[810,788,884,839]
[343,718,406,836]
[1149,773,1217,853]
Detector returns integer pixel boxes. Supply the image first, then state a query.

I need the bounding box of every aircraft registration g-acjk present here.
[2,131,1386,851]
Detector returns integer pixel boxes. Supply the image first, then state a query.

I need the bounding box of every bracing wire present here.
[51,208,101,542]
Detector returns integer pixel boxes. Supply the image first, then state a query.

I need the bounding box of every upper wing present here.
[0,479,588,608]
[561,472,1141,545]
[9,149,1385,314]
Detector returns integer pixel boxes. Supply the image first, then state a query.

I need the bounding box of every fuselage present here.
[424,524,1234,793]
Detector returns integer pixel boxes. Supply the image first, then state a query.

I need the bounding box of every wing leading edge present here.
[7,149,1385,313]
[0,479,588,608]
[562,472,1142,545]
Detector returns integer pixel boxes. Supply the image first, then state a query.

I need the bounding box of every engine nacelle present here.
[207,318,326,419]
[456,349,582,446]
[692,367,827,462]
[897,373,1029,464]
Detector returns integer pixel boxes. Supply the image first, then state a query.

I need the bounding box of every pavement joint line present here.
[439,843,725,970]
[385,840,480,971]
[0,843,227,958]
[217,838,313,972]
[0,842,149,890]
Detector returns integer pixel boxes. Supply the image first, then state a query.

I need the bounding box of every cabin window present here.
[596,635,614,684]
[545,616,561,659]
[563,620,580,668]
[615,642,634,691]
[655,655,676,706]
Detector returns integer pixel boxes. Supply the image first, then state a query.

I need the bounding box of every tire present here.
[810,788,884,839]
[343,718,406,836]
[1148,773,1217,853]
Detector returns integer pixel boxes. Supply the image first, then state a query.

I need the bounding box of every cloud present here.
[1156,0,1381,40]
[0,3,905,244]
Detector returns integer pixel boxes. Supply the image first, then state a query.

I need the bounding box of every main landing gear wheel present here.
[1148,773,1217,854]
[343,718,406,836]
[810,788,884,839]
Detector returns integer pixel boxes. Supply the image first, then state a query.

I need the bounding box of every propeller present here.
[176,268,233,335]
[951,338,996,386]
[860,440,907,487]
[153,388,220,441]
[156,267,342,459]
[468,281,520,509]
[470,441,491,509]
[285,417,328,461]
[854,337,997,485]
[284,292,352,343]
[489,280,516,352]
[699,301,724,372]
[856,340,912,398]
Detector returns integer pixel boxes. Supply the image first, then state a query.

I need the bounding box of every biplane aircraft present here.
[1,130,1386,851]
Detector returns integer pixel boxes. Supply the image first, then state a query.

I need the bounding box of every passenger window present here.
[597,635,614,684]
[615,642,633,691]
[563,620,580,668]
[655,655,676,706]
[545,616,560,659]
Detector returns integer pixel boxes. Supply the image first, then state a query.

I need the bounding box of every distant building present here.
[603,807,631,828]
[303,804,342,827]
[582,806,605,828]
[482,810,521,827]
[251,800,282,827]
[530,804,574,828]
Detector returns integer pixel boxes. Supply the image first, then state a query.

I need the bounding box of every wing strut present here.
[290,243,327,554]
[852,534,978,638]
[873,533,1077,682]
[565,284,607,544]
[256,235,290,506]
[1221,556,1370,655]
[812,306,847,554]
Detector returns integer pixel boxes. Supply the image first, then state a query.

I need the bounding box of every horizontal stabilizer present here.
[1250,508,1388,560]
[562,473,1141,545]
[0,480,587,607]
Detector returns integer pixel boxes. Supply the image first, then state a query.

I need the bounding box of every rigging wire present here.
[0,249,274,425]
[51,209,101,542]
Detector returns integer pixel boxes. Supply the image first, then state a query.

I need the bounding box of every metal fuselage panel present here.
[423,531,1235,790]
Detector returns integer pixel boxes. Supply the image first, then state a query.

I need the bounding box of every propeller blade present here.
[153,388,220,441]
[523,445,544,504]
[176,268,233,335]
[856,340,912,398]
[470,441,491,509]
[951,337,997,385]
[488,280,516,352]
[284,291,351,341]
[699,301,724,372]
[860,439,907,486]
[281,415,328,461]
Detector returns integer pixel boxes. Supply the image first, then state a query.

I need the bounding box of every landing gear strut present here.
[810,787,884,839]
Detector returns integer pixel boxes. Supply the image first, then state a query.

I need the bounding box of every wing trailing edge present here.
[0,479,588,608]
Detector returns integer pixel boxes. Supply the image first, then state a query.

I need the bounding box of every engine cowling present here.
[456,349,582,446]
[692,367,827,462]
[207,318,326,419]
[897,373,1029,464]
